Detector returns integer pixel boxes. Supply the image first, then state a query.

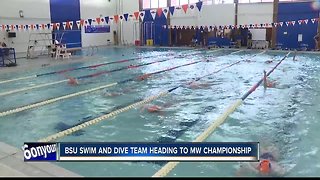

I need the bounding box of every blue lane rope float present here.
[0,50,233,118]
[0,50,209,97]
[37,53,251,142]
[151,51,291,177]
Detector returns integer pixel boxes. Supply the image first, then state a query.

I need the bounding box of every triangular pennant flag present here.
[109,17,114,24]
[69,21,74,30]
[88,19,93,25]
[104,17,109,24]
[182,4,188,14]
[50,23,54,30]
[279,22,283,27]
[30,24,34,30]
[304,19,308,24]
[291,21,295,26]
[114,15,119,23]
[25,25,29,31]
[19,25,24,31]
[123,13,129,21]
[150,10,157,20]
[311,18,316,24]
[41,24,45,30]
[15,25,19,31]
[189,4,196,14]
[169,6,175,16]
[62,22,67,30]
[298,20,302,25]
[96,17,101,25]
[285,21,290,26]
[56,23,60,30]
[157,8,163,17]
[139,11,145,21]
[84,20,89,26]
[119,15,124,22]
[100,18,105,24]
[46,23,50,30]
[80,19,85,26]
[162,8,169,19]
[133,12,139,20]
[196,1,203,12]
[76,21,81,29]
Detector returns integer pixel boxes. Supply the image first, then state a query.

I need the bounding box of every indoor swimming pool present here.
[0,47,319,177]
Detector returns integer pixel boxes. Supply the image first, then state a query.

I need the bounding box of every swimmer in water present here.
[265,60,274,64]
[236,146,286,177]
[185,81,211,89]
[263,70,276,88]
[141,102,173,114]
[137,74,152,81]
[103,88,132,97]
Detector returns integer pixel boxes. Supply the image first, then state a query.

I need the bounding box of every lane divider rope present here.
[0,50,230,118]
[38,51,257,142]
[152,51,291,177]
[0,50,208,97]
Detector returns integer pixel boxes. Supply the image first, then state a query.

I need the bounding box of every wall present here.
[238,3,273,25]
[50,0,81,49]
[80,0,117,47]
[277,2,319,50]
[119,0,140,45]
[171,4,235,27]
[0,0,51,55]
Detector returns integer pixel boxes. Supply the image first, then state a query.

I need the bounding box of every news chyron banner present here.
[24,142,259,162]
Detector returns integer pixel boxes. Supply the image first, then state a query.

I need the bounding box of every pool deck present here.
[0,142,81,177]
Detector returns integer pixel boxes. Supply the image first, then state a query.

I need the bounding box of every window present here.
[159,0,168,7]
[189,0,200,4]
[171,0,180,6]
[151,0,159,8]
[180,0,189,5]
[143,0,151,9]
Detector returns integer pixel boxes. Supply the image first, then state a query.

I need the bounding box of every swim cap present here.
[259,159,271,175]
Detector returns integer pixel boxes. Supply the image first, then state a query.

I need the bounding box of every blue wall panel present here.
[143,10,169,46]
[277,2,319,50]
[50,0,82,48]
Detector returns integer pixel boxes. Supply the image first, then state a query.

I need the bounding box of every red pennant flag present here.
[114,15,119,23]
[41,24,45,30]
[182,4,188,14]
[96,17,101,25]
[80,19,85,26]
[157,8,163,17]
[134,12,139,20]
[19,25,23,30]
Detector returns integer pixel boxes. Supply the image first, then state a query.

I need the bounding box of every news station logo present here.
[23,143,57,161]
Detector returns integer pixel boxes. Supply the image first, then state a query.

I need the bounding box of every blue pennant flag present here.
[169,6,175,15]
[123,13,129,21]
[196,1,203,12]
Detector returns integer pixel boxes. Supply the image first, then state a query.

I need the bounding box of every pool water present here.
[0,47,319,177]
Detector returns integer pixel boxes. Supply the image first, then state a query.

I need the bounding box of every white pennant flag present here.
[285,21,290,26]
[56,23,60,30]
[139,11,145,21]
[279,22,283,27]
[298,20,303,25]
[304,19,308,24]
[50,23,54,30]
[311,18,316,24]
[150,10,157,20]
[162,7,169,19]
[62,22,67,30]
[76,21,81,29]
[69,21,74,30]
[291,21,295,26]
[189,4,196,15]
